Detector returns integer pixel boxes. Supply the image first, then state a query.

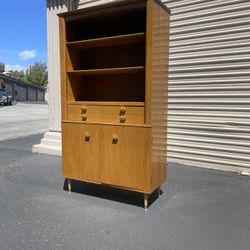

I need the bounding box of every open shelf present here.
[65,4,146,42]
[67,72,145,102]
[66,33,145,49]
[67,39,145,70]
[67,66,144,76]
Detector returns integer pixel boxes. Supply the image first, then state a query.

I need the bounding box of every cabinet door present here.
[62,123,101,182]
[101,126,151,191]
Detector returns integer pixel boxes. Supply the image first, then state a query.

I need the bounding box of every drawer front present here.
[67,104,144,124]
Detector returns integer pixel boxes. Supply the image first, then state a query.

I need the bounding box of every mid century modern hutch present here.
[58,0,170,210]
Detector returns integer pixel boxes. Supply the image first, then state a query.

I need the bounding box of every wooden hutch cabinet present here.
[58,0,170,209]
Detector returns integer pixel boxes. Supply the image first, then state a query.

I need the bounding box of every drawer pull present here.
[81,115,87,121]
[81,106,88,114]
[112,134,118,144]
[120,107,126,115]
[120,116,126,123]
[85,132,90,141]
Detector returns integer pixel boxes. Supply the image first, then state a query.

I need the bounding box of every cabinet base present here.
[65,178,161,210]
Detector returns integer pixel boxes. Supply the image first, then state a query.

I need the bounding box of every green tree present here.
[25,62,48,86]
[0,63,5,73]
[7,70,26,80]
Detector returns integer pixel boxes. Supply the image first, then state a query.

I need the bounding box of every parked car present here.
[0,89,12,105]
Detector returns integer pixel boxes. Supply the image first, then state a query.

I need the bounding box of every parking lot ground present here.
[0,134,249,250]
[0,102,48,141]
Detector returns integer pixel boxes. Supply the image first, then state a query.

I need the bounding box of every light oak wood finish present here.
[101,126,151,191]
[59,0,170,208]
[63,123,151,192]
[62,123,101,183]
[149,1,170,191]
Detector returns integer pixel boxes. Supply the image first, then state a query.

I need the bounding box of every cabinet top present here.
[58,0,170,19]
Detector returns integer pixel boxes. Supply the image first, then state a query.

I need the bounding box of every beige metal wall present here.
[77,0,250,172]
[164,0,250,172]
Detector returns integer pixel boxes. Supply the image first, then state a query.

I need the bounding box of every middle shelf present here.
[67,70,145,102]
[67,66,145,76]
[66,33,145,70]
[66,32,145,49]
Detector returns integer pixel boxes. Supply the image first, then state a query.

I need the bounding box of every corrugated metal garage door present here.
[165,0,250,172]
[17,86,27,101]
[77,0,250,172]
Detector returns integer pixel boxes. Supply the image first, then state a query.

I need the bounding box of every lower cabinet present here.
[62,122,151,192]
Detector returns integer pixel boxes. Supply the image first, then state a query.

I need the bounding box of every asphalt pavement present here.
[0,134,249,250]
[0,102,48,141]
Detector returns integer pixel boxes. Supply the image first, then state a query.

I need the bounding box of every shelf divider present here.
[67,66,145,75]
[66,32,145,49]
[67,101,145,107]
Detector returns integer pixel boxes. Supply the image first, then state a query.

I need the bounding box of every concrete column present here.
[33,0,75,155]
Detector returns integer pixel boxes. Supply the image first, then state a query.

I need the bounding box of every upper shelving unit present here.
[61,1,147,103]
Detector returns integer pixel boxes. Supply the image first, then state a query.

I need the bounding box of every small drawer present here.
[67,104,144,124]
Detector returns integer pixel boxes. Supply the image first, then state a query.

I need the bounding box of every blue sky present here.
[0,0,47,72]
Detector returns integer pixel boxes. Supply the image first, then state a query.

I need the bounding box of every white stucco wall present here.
[32,0,75,155]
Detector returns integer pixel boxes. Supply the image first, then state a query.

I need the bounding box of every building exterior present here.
[33,0,250,173]
[0,73,46,102]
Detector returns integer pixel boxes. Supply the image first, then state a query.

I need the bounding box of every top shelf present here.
[66,33,145,49]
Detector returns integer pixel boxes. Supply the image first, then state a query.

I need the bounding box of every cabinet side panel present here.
[150,1,170,191]
[145,0,153,124]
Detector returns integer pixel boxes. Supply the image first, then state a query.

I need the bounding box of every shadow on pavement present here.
[63,179,160,208]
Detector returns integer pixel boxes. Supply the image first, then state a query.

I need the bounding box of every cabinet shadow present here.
[63,179,160,209]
